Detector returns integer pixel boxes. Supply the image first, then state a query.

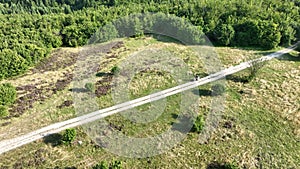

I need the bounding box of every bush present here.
[111,160,122,169]
[258,21,281,49]
[192,115,205,133]
[62,128,76,144]
[224,162,239,169]
[211,84,226,96]
[85,83,95,93]
[0,83,17,106]
[0,105,9,118]
[213,24,235,46]
[247,59,266,81]
[92,161,109,169]
[93,160,121,169]
[111,66,120,75]
[233,19,281,49]
[0,49,28,79]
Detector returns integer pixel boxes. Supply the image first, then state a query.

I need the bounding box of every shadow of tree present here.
[277,53,300,62]
[54,166,77,169]
[171,113,178,119]
[192,89,212,96]
[96,72,112,77]
[146,33,184,45]
[171,115,193,133]
[43,133,62,147]
[226,74,249,83]
[69,88,88,93]
[206,161,239,169]
[207,162,225,169]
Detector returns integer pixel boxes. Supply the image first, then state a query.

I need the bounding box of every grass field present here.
[0,37,299,169]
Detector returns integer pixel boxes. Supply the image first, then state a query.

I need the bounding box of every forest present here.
[0,0,299,79]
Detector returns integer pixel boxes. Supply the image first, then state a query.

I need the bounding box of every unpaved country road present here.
[0,43,298,155]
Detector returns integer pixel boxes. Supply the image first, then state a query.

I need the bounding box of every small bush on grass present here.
[111,66,120,75]
[93,160,122,169]
[0,83,17,106]
[207,161,240,169]
[85,83,95,93]
[92,161,109,169]
[110,160,122,169]
[0,105,9,118]
[62,128,76,145]
[247,59,266,81]
[192,115,205,133]
[224,162,239,169]
[212,84,226,96]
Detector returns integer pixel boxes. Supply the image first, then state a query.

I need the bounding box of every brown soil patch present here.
[95,76,113,97]
[7,41,125,119]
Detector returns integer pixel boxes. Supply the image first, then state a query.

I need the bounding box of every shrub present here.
[233,19,281,49]
[0,49,28,79]
[111,66,120,75]
[213,24,235,46]
[93,160,121,169]
[62,128,76,144]
[0,105,9,118]
[111,160,122,169]
[92,161,109,169]
[211,84,226,96]
[224,162,239,169]
[85,83,95,92]
[247,59,266,81]
[0,83,17,106]
[192,115,205,133]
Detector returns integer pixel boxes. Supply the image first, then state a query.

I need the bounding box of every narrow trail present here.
[0,43,298,155]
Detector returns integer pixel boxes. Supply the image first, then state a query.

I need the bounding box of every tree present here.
[0,83,17,106]
[258,21,281,49]
[110,160,122,169]
[224,162,240,169]
[213,23,235,46]
[233,19,260,47]
[247,59,266,81]
[192,115,205,133]
[92,161,109,169]
[0,105,9,118]
[85,82,95,92]
[62,128,77,144]
[0,49,27,79]
[89,23,119,44]
[111,66,120,75]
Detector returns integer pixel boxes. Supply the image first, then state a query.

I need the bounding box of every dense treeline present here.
[90,13,205,45]
[0,0,299,79]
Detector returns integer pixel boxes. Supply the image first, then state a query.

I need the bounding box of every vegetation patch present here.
[0,38,299,168]
[93,160,122,169]
[192,115,205,133]
[0,105,9,118]
[0,83,16,106]
[62,128,77,145]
